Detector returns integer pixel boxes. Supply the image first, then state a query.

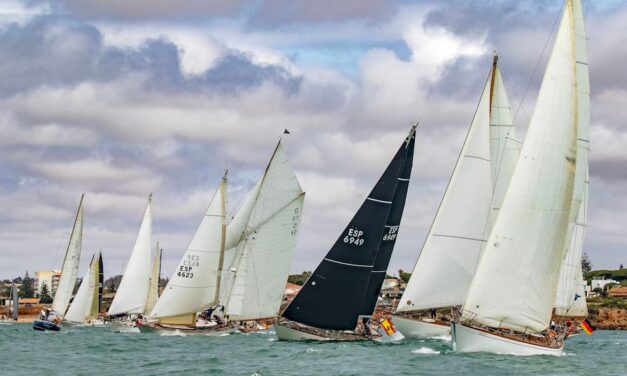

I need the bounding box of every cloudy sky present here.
[0,0,625,280]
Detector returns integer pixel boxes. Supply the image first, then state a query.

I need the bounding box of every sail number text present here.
[382,226,399,242]
[343,228,365,246]
[178,254,199,278]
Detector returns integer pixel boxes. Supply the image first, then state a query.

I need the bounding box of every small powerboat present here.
[33,320,61,332]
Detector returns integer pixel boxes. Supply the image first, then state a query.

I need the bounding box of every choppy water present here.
[0,323,625,375]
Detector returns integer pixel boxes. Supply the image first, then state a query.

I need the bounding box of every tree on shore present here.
[39,282,53,304]
[398,269,411,284]
[287,271,311,286]
[20,271,35,298]
[581,252,592,277]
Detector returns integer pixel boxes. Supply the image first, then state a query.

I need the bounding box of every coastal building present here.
[608,286,627,298]
[34,270,61,296]
[591,276,620,291]
[284,283,301,301]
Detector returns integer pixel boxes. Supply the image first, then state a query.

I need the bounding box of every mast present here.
[52,194,84,316]
[359,125,416,316]
[213,172,228,304]
[282,128,412,330]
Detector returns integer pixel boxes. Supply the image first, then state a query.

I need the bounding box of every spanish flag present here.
[381,318,396,336]
[580,318,595,335]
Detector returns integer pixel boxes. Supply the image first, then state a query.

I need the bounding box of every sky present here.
[0,0,625,280]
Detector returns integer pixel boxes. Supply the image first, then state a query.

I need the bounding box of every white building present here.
[34,270,61,296]
[590,276,619,291]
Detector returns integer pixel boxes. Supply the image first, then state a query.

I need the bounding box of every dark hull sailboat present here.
[276,126,416,341]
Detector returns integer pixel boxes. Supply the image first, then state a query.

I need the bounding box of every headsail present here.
[52,194,84,316]
[359,126,416,316]
[461,0,582,333]
[397,62,497,312]
[282,128,413,330]
[222,142,305,320]
[150,175,227,319]
[144,244,162,315]
[65,253,100,323]
[108,195,153,316]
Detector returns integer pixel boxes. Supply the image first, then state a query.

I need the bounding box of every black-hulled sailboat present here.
[275,126,416,341]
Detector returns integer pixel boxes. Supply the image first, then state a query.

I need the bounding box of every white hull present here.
[392,315,450,339]
[451,322,563,356]
[274,323,334,341]
[110,320,140,333]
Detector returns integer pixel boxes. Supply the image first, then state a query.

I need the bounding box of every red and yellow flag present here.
[580,318,595,335]
[381,318,396,336]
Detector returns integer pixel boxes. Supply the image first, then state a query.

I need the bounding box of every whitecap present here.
[430,334,451,342]
[306,347,321,353]
[412,347,440,355]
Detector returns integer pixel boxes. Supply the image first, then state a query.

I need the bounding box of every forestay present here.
[52,195,84,316]
[108,195,153,316]
[150,176,227,319]
[461,1,582,333]
[223,143,305,320]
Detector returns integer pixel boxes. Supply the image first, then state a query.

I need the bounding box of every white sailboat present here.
[393,56,516,338]
[51,195,85,318]
[140,142,305,335]
[108,194,153,332]
[65,252,104,325]
[452,0,589,356]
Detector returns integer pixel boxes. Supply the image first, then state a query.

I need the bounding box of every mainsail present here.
[144,244,162,315]
[397,60,506,313]
[221,142,305,321]
[52,194,84,316]
[282,128,414,330]
[108,195,153,316]
[359,127,416,316]
[150,175,227,320]
[65,252,102,323]
[460,0,584,333]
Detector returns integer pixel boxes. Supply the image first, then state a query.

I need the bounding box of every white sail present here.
[397,69,494,312]
[108,195,153,316]
[223,143,305,320]
[564,276,588,317]
[150,177,227,319]
[461,1,581,333]
[52,195,84,316]
[144,245,162,315]
[555,173,589,316]
[65,254,97,323]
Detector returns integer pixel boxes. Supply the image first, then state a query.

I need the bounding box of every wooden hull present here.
[392,315,450,339]
[137,321,236,336]
[451,322,563,356]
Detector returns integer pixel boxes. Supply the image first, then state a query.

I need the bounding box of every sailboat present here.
[108,194,153,333]
[275,126,415,341]
[393,56,519,338]
[34,195,84,331]
[7,283,18,321]
[452,0,589,356]
[65,252,104,326]
[140,142,304,335]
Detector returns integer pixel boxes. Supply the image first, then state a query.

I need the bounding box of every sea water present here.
[0,323,625,375]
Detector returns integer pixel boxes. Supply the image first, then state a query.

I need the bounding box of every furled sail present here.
[91,252,103,319]
[150,175,227,319]
[52,194,84,316]
[461,0,582,333]
[11,283,18,320]
[359,127,415,316]
[65,253,100,323]
[108,195,153,316]
[397,64,496,312]
[222,142,305,320]
[144,244,162,315]
[282,128,413,330]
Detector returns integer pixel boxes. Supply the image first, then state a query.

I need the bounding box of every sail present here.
[461,1,581,333]
[397,66,494,312]
[282,129,412,330]
[108,195,153,316]
[223,142,305,320]
[65,254,97,323]
[150,176,227,319]
[564,276,588,318]
[359,127,416,316]
[489,58,521,221]
[89,252,103,318]
[144,245,162,315]
[555,173,589,316]
[11,283,18,320]
[52,195,84,316]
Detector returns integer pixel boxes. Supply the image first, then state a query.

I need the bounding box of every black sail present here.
[359,127,415,316]
[98,252,104,313]
[282,129,413,330]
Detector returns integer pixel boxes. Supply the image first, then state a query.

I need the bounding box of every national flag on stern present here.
[580,318,595,335]
[381,318,396,336]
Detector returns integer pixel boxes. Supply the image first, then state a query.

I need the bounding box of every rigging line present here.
[512,4,565,124]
